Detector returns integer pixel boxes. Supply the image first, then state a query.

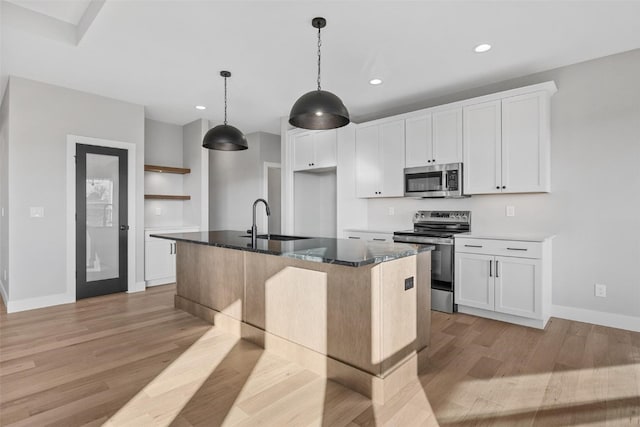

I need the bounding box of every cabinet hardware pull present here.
[348,236,360,239]
[502,186,506,189]
[496,260,500,278]
[507,247,527,251]
[372,238,386,241]
[464,244,483,248]
[489,260,492,277]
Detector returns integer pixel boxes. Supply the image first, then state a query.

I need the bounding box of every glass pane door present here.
[76,144,128,299]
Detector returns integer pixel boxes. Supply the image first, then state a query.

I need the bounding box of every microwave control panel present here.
[446,170,459,190]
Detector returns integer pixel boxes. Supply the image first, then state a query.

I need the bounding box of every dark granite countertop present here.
[150,230,433,267]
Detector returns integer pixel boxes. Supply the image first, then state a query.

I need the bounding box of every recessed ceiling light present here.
[474,43,492,53]
[195,105,206,110]
[369,78,383,85]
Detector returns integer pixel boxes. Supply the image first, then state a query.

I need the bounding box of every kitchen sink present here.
[239,234,311,241]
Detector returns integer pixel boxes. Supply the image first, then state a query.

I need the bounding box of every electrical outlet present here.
[30,207,44,218]
[155,207,162,216]
[595,283,607,297]
[388,207,395,216]
[506,206,515,217]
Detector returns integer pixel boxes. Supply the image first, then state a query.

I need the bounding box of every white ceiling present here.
[3,1,640,134]
[6,0,90,24]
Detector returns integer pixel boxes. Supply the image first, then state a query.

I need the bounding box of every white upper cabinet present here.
[292,129,337,171]
[501,92,550,193]
[463,91,552,195]
[405,114,432,168]
[463,100,502,194]
[432,107,463,165]
[356,119,405,198]
[404,108,462,168]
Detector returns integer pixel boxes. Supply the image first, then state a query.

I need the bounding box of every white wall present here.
[294,170,337,238]
[0,84,9,303]
[144,118,184,228]
[366,49,640,322]
[6,76,144,304]
[208,131,280,231]
[183,119,209,230]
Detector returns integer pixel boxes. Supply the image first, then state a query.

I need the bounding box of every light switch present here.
[506,206,515,217]
[30,207,44,218]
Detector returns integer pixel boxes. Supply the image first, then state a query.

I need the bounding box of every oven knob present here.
[420,213,425,219]
[414,213,419,219]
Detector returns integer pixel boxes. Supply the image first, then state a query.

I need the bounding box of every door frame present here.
[260,162,281,232]
[66,135,138,302]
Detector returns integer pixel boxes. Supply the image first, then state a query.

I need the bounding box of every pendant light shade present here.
[203,71,248,151]
[289,17,350,130]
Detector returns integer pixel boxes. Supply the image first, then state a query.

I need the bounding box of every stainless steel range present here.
[393,210,471,313]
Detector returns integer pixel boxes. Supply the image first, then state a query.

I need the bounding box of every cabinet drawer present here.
[345,231,393,242]
[455,238,542,259]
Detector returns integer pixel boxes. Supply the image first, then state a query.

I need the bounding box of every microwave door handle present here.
[443,171,449,191]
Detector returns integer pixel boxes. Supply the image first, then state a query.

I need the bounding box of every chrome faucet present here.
[251,198,271,247]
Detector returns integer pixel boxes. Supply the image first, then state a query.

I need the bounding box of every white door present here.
[463,100,502,194]
[501,92,549,193]
[432,107,462,165]
[355,124,381,198]
[313,130,337,168]
[380,120,405,197]
[494,256,542,319]
[455,252,494,310]
[405,114,432,168]
[292,133,315,171]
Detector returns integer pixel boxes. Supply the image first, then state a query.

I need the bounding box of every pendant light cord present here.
[223,75,228,125]
[317,26,322,91]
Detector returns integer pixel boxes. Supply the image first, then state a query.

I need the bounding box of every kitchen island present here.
[151,230,433,403]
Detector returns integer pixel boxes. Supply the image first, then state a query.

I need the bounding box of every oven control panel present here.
[413,210,471,224]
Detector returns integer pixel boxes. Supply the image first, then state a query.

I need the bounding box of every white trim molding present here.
[0,278,8,307]
[7,293,74,313]
[552,304,640,333]
[66,135,139,305]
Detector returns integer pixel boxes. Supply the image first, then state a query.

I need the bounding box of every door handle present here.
[119,225,129,231]
[496,260,500,278]
[489,260,492,277]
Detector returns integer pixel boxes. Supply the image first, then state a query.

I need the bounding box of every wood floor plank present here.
[2,285,639,426]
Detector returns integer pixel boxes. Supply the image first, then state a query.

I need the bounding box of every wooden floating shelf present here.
[145,195,191,200]
[144,164,191,174]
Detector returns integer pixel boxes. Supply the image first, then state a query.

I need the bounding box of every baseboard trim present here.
[552,304,640,333]
[145,277,175,287]
[458,305,548,329]
[127,281,146,293]
[7,293,75,313]
[0,279,8,307]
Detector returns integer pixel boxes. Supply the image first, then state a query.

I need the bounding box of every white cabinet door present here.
[293,133,315,171]
[405,114,432,168]
[494,256,542,319]
[501,92,549,193]
[145,239,174,281]
[313,130,337,168]
[455,252,494,310]
[432,107,462,165]
[463,100,502,195]
[380,120,405,197]
[355,124,381,198]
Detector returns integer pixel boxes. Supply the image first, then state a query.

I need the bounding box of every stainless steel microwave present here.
[404,162,465,198]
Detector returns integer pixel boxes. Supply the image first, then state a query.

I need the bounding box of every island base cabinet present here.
[173,242,432,404]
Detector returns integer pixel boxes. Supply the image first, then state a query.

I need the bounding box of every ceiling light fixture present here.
[202,71,248,151]
[369,78,383,85]
[474,43,492,53]
[195,105,206,110]
[289,17,350,130]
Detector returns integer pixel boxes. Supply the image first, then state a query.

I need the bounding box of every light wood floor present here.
[1,285,639,426]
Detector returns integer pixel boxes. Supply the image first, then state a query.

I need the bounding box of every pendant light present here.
[203,71,248,151]
[289,17,350,130]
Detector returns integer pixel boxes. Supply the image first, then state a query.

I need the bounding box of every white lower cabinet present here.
[455,236,552,329]
[145,227,198,287]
